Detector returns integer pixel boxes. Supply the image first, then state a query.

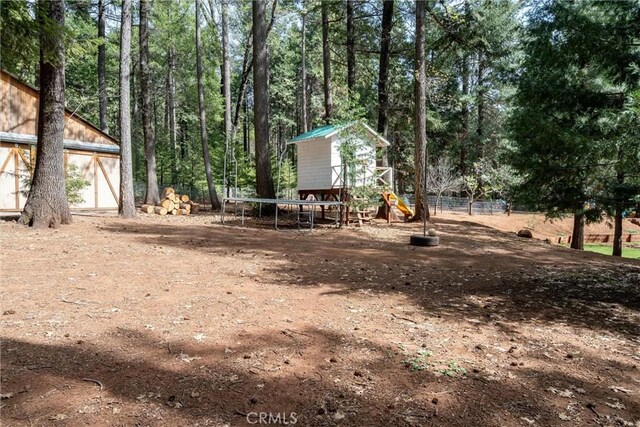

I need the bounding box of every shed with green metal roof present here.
[288,121,391,193]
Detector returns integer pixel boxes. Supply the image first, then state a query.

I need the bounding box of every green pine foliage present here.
[509,0,640,222]
[4,0,635,221]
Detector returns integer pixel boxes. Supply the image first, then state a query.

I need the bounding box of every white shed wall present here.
[297,138,333,190]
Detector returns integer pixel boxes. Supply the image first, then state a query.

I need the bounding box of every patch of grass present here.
[440,360,467,377]
[402,349,433,372]
[583,244,640,259]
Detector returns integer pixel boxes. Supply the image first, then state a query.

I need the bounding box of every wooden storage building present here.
[0,70,120,211]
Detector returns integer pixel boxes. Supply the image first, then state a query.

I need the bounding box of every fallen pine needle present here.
[391,313,418,324]
[82,378,104,390]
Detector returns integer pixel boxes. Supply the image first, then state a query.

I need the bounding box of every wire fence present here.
[402,195,511,215]
[133,182,522,216]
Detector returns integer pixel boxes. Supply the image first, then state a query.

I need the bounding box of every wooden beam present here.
[0,147,14,176]
[93,154,99,208]
[96,155,118,206]
[15,146,32,176]
[14,147,19,209]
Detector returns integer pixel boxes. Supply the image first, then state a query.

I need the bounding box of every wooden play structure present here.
[0,70,121,211]
[221,121,413,229]
[288,121,411,224]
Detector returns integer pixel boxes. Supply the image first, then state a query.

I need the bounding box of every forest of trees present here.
[1,0,638,255]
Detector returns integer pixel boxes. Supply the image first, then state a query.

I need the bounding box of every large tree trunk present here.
[321,1,333,123]
[377,0,393,138]
[118,0,135,218]
[195,0,221,210]
[221,0,232,194]
[98,0,108,133]
[376,0,394,177]
[570,212,585,250]
[613,171,625,257]
[301,7,308,133]
[413,0,429,222]
[346,0,355,95]
[20,0,72,228]
[252,0,276,199]
[167,45,177,183]
[139,0,160,205]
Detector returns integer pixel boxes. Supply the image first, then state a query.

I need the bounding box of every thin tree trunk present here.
[613,171,625,257]
[253,0,275,199]
[153,98,162,185]
[459,0,470,175]
[98,0,108,133]
[233,33,253,132]
[301,7,308,133]
[221,0,232,193]
[377,0,393,138]
[195,0,221,210]
[140,0,160,205]
[476,50,485,159]
[231,0,277,143]
[20,0,72,228]
[243,97,249,153]
[132,61,138,118]
[167,45,177,183]
[413,0,429,222]
[570,212,585,250]
[118,0,135,218]
[346,0,355,95]
[321,1,333,123]
[460,53,469,175]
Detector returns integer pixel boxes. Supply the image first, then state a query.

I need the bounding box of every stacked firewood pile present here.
[141,187,201,215]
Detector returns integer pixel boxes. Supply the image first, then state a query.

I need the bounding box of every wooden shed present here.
[0,70,120,211]
[288,122,392,199]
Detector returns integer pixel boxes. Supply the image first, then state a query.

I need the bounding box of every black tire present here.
[410,235,439,246]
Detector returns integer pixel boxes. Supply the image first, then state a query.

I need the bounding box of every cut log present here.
[170,209,178,215]
[189,202,200,214]
[180,194,190,202]
[141,204,154,214]
[179,203,191,210]
[160,199,172,209]
[153,206,168,215]
[177,208,188,215]
[162,187,175,199]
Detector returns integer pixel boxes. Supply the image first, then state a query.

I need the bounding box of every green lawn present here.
[583,244,640,259]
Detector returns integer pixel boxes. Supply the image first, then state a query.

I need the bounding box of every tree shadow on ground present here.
[99,219,640,341]
[3,325,635,426]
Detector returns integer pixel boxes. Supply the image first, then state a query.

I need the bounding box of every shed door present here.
[66,151,119,209]
[0,143,31,210]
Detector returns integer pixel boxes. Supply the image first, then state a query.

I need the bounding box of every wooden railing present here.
[330,165,393,189]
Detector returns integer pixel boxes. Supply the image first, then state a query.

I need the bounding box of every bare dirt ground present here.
[1,211,639,426]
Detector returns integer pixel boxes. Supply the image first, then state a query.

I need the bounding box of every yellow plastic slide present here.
[387,192,414,217]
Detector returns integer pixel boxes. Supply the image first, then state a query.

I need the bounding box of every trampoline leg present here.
[221,200,226,224]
